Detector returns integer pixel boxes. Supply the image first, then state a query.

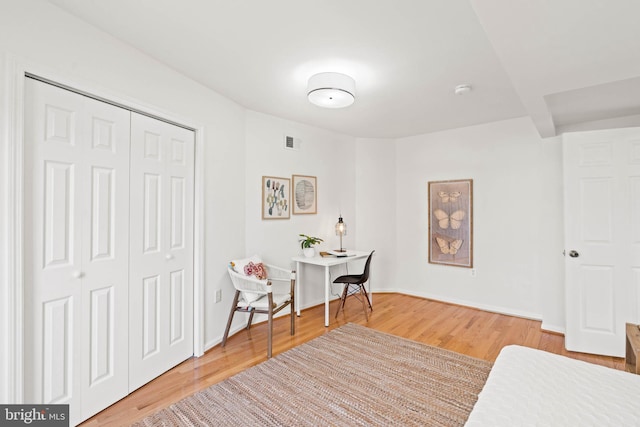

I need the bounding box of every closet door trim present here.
[1,59,206,404]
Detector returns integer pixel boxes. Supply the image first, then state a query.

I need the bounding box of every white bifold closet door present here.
[24,78,131,423]
[23,78,195,425]
[128,112,195,391]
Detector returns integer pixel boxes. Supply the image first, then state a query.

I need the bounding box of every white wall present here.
[243,111,359,310]
[0,0,246,401]
[355,138,397,293]
[394,117,565,328]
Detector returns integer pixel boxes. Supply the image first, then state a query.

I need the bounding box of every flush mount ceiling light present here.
[307,72,356,108]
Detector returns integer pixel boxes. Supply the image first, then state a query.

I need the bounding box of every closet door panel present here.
[142,274,161,358]
[164,130,194,357]
[170,269,185,343]
[129,113,194,392]
[25,80,85,424]
[43,161,75,267]
[170,176,185,249]
[79,94,131,421]
[89,286,114,383]
[143,173,162,253]
[90,166,115,261]
[42,297,73,404]
[24,79,131,425]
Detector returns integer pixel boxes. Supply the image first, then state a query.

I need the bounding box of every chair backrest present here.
[361,250,375,282]
[227,264,241,289]
[227,264,268,295]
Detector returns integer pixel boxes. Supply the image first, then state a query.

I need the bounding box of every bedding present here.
[465,345,640,426]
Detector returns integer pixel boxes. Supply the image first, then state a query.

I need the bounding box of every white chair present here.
[222,258,295,358]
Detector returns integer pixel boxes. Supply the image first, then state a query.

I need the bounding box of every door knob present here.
[165,254,174,260]
[71,270,84,279]
[569,250,580,258]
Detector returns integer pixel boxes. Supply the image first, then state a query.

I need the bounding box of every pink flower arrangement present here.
[244,261,267,280]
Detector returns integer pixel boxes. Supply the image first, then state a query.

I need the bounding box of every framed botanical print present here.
[428,179,473,268]
[262,176,290,219]
[292,175,317,214]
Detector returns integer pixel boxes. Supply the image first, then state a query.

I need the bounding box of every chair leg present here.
[222,290,241,347]
[359,285,369,322]
[290,277,295,336]
[290,298,295,336]
[363,283,373,311]
[289,278,298,335]
[342,286,350,310]
[267,293,274,358]
[246,308,255,330]
[335,284,349,318]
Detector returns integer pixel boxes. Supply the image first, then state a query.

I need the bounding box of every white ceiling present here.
[48,0,640,139]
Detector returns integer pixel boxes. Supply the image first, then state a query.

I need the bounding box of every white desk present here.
[292,250,371,327]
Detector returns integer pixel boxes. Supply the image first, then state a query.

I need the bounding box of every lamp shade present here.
[335,216,347,236]
[335,215,347,252]
[307,72,355,108]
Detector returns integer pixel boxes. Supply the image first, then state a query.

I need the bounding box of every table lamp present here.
[335,215,347,252]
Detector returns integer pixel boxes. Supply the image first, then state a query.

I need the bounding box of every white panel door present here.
[129,112,194,391]
[564,127,640,357]
[24,78,130,424]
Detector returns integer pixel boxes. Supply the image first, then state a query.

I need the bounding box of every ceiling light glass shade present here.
[307,72,356,108]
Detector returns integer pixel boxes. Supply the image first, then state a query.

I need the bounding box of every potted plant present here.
[299,234,323,258]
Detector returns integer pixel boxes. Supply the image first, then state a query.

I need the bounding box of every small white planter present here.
[303,247,315,258]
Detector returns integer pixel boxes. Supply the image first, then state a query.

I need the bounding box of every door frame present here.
[1,55,206,403]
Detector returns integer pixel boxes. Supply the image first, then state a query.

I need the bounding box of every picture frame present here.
[292,175,317,214]
[262,176,290,219]
[428,179,473,268]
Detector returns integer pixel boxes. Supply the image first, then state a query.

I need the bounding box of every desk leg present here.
[324,266,330,327]
[296,261,301,316]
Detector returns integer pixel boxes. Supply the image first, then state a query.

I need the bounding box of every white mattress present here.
[465,345,640,426]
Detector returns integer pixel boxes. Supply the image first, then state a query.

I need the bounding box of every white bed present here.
[465,345,640,426]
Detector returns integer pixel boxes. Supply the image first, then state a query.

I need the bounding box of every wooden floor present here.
[81,293,625,426]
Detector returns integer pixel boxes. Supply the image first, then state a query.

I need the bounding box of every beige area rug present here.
[133,323,492,426]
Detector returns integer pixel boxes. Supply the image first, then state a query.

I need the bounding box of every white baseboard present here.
[204,323,248,353]
[390,288,544,321]
[541,322,565,335]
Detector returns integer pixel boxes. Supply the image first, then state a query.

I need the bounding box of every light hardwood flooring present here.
[81,293,625,426]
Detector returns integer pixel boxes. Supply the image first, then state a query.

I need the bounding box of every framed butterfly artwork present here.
[428,179,473,268]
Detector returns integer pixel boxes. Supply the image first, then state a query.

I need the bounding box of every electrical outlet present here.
[215,289,222,303]
[470,269,476,277]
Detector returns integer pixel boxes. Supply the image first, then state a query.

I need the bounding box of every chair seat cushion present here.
[238,293,291,309]
[333,274,365,284]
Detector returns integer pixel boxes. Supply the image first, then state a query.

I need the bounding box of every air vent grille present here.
[283,135,301,150]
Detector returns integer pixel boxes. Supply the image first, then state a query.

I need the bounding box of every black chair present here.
[334,251,375,321]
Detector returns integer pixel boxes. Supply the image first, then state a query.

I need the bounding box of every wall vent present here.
[284,135,301,150]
